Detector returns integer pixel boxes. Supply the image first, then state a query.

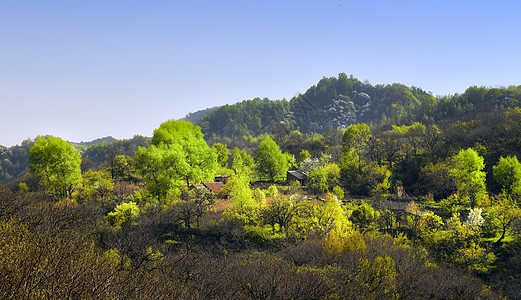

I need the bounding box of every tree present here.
[28,136,82,199]
[212,143,229,168]
[350,202,377,230]
[296,150,311,166]
[342,123,371,171]
[81,170,114,201]
[134,143,188,202]
[256,135,288,181]
[135,120,218,201]
[105,201,140,228]
[493,156,521,204]
[230,147,254,178]
[109,155,135,181]
[308,163,340,194]
[153,120,218,186]
[451,148,488,208]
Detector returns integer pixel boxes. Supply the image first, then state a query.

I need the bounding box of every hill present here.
[195,73,521,140]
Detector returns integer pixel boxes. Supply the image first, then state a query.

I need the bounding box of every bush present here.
[333,186,344,200]
[266,185,278,198]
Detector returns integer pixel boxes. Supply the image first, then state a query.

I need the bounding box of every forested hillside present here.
[196,73,521,142]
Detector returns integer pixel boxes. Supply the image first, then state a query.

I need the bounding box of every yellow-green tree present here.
[28,136,82,199]
[451,148,487,208]
[493,156,521,204]
[256,135,288,181]
[135,120,217,202]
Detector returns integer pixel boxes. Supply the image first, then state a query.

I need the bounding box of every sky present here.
[1,1,520,147]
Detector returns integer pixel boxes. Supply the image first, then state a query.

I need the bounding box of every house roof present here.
[203,182,225,193]
[287,170,307,180]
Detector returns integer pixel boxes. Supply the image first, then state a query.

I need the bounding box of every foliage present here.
[80,170,114,201]
[332,185,344,200]
[350,202,377,230]
[308,163,340,194]
[212,143,229,168]
[135,120,217,202]
[28,136,82,199]
[105,201,140,227]
[226,175,254,209]
[265,185,278,198]
[255,135,288,181]
[152,120,218,186]
[493,155,521,204]
[417,159,457,202]
[134,143,187,202]
[451,148,488,208]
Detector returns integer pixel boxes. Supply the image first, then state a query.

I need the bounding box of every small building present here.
[214,175,231,184]
[203,182,226,194]
[287,170,308,185]
[190,182,226,194]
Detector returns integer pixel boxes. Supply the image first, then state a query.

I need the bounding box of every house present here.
[214,175,231,184]
[203,182,226,194]
[287,170,308,185]
[190,182,226,194]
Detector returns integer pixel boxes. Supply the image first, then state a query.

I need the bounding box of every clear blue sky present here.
[1,1,520,147]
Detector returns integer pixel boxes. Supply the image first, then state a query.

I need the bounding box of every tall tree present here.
[28,136,82,199]
[256,135,288,181]
[135,120,217,201]
[493,156,521,204]
[212,143,229,168]
[451,148,488,208]
[152,120,218,186]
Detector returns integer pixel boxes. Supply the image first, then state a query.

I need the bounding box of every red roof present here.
[203,182,225,193]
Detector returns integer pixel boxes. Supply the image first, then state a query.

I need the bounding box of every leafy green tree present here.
[81,170,114,201]
[296,149,310,166]
[451,148,488,208]
[227,175,255,209]
[308,163,340,194]
[135,120,217,201]
[212,143,229,168]
[417,159,457,202]
[493,156,521,204]
[342,123,371,171]
[134,143,187,202]
[350,202,377,230]
[152,120,218,186]
[109,155,135,181]
[484,199,521,245]
[256,135,288,181]
[105,201,140,227]
[230,147,254,178]
[28,136,82,199]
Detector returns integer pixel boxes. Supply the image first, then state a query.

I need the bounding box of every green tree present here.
[152,120,218,186]
[342,123,371,171]
[135,120,218,201]
[212,143,229,168]
[296,149,310,166]
[28,136,82,199]
[256,135,288,181]
[350,202,377,230]
[109,155,135,181]
[493,156,521,204]
[134,143,188,202]
[308,163,340,194]
[81,170,114,201]
[451,148,488,208]
[105,201,140,228]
